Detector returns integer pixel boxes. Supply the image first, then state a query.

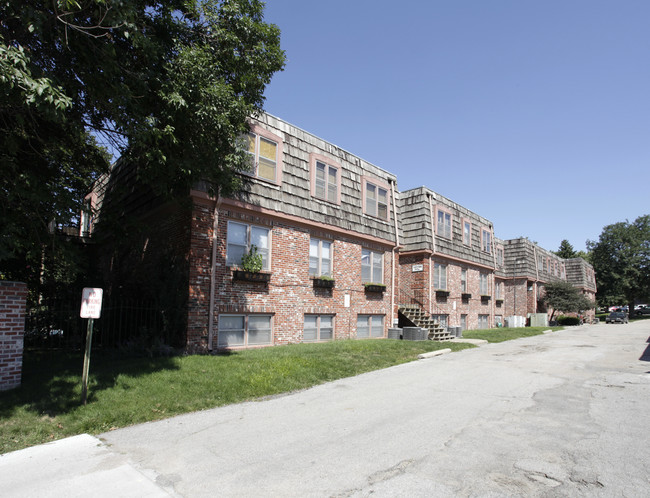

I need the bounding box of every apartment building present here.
[88,113,596,350]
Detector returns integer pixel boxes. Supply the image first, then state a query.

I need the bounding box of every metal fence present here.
[25,297,179,350]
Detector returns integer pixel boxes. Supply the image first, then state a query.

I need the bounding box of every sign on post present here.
[80,288,103,319]
[80,288,103,405]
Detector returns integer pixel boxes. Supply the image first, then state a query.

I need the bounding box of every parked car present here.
[606,311,628,324]
[636,306,650,316]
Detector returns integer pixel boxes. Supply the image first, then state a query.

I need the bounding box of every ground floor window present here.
[304,315,334,342]
[432,314,448,329]
[218,314,272,347]
[478,314,490,329]
[460,314,467,331]
[357,314,384,338]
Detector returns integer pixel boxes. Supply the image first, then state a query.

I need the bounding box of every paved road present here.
[3,321,650,496]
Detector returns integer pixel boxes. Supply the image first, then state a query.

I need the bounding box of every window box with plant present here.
[435,289,450,297]
[495,298,504,306]
[461,293,472,300]
[312,275,335,289]
[480,295,491,303]
[232,246,271,283]
[364,283,386,293]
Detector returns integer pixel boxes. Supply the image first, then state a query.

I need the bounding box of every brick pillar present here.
[0,281,27,391]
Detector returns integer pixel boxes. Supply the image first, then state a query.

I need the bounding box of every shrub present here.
[241,245,263,272]
[557,315,581,326]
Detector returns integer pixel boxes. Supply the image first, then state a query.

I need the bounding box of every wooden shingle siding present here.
[242,113,398,245]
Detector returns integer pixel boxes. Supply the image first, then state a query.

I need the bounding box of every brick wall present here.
[0,281,27,391]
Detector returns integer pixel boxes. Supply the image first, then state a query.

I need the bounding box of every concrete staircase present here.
[398,305,454,341]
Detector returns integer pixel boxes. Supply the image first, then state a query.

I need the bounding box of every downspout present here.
[490,226,496,323]
[390,180,400,329]
[207,193,221,351]
[427,192,436,313]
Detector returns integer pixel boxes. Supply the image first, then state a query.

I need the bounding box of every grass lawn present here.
[1,339,476,454]
[462,326,563,343]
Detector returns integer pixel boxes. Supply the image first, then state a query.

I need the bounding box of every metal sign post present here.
[80,288,103,406]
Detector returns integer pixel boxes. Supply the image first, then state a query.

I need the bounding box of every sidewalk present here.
[0,434,173,498]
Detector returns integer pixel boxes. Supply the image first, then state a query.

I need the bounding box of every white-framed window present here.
[432,314,448,329]
[479,272,489,295]
[538,254,544,271]
[357,314,384,338]
[481,228,491,254]
[463,219,471,245]
[304,315,334,342]
[461,268,467,293]
[437,208,452,239]
[478,314,490,329]
[460,314,467,331]
[218,314,272,347]
[310,154,340,204]
[495,281,503,300]
[433,262,447,291]
[362,178,389,219]
[309,238,332,277]
[361,248,383,283]
[243,127,282,183]
[496,246,504,267]
[226,221,270,270]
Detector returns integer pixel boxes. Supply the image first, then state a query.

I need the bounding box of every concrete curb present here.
[418,348,452,359]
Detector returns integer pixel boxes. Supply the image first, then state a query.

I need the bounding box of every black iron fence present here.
[25,297,181,351]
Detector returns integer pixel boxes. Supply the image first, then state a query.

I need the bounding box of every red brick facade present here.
[0,281,27,391]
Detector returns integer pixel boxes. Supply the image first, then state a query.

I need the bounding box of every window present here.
[437,209,452,239]
[243,125,282,183]
[481,228,491,253]
[226,221,270,270]
[361,249,383,283]
[495,281,503,299]
[362,177,390,219]
[463,219,471,245]
[309,239,332,277]
[496,246,504,267]
[478,314,490,329]
[357,315,384,338]
[479,272,489,295]
[433,262,447,290]
[218,314,272,347]
[304,315,334,342]
[460,314,467,331]
[538,254,544,271]
[432,314,448,329]
[310,154,340,204]
[461,269,467,293]
[81,198,92,236]
[495,315,503,326]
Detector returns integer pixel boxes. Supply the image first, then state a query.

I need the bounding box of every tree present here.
[587,215,650,309]
[542,280,595,321]
[1,0,285,285]
[555,239,578,259]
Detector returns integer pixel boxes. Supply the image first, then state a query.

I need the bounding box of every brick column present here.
[0,281,27,391]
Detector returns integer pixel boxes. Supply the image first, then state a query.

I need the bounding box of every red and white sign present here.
[80,288,103,319]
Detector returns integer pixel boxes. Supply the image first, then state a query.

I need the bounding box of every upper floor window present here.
[437,208,452,239]
[481,228,491,254]
[242,124,283,184]
[226,221,270,270]
[495,281,503,299]
[461,268,467,293]
[361,248,383,283]
[309,238,332,277]
[463,219,471,245]
[479,272,489,295]
[362,177,389,220]
[496,246,504,267]
[433,262,447,291]
[310,153,340,204]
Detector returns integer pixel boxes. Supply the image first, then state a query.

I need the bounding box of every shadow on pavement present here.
[639,336,650,362]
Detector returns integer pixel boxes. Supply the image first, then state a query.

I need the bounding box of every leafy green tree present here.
[542,280,595,322]
[1,0,285,285]
[588,215,650,310]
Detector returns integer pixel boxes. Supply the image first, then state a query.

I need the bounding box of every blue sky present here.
[260,0,649,252]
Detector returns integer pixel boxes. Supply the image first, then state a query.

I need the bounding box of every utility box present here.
[505,316,526,328]
[529,313,549,327]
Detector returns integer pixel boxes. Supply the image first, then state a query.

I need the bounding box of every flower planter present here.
[495,299,504,306]
[232,270,271,283]
[364,284,386,293]
[461,293,472,300]
[313,278,335,289]
[435,290,450,297]
[480,295,491,303]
